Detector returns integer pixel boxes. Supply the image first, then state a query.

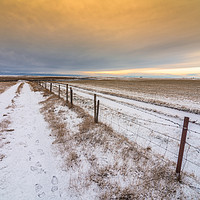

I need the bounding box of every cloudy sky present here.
[0,0,200,77]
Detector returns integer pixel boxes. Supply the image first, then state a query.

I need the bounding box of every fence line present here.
[37,81,200,183]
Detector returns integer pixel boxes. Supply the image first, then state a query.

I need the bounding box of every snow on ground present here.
[68,82,200,114]
[50,83,200,183]
[0,82,21,120]
[0,82,71,199]
[0,81,200,199]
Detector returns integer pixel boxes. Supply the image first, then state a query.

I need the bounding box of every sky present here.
[0,0,200,77]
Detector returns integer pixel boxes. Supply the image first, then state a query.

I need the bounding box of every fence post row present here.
[70,87,73,106]
[176,117,189,180]
[66,84,68,103]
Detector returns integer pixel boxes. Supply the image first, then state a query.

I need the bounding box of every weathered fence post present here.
[58,85,60,97]
[94,94,97,122]
[176,117,189,180]
[50,83,52,92]
[70,87,73,106]
[66,84,68,104]
[94,94,100,123]
[45,82,46,89]
[96,100,100,123]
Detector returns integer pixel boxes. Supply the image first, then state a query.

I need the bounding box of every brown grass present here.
[69,79,200,100]
[0,119,11,133]
[0,81,16,94]
[16,82,24,95]
[29,81,182,199]
[0,118,12,162]
[0,154,5,161]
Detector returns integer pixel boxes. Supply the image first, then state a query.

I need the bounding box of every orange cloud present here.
[0,0,200,74]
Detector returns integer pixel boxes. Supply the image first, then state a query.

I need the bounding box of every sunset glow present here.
[84,67,200,76]
[0,0,200,77]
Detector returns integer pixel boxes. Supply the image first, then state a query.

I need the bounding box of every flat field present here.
[68,78,200,113]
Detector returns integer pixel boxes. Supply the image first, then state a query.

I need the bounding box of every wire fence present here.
[37,81,200,189]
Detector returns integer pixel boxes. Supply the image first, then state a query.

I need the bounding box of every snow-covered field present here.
[67,79,200,114]
[0,81,200,199]
[54,82,200,179]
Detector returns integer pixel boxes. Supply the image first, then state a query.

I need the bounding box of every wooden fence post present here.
[94,94,97,122]
[96,100,100,123]
[66,84,68,103]
[70,87,73,106]
[45,82,46,89]
[50,83,52,92]
[58,85,60,97]
[176,117,189,180]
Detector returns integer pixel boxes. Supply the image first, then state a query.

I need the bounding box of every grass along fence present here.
[36,81,200,190]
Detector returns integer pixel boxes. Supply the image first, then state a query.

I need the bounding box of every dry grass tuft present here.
[16,82,24,95]
[0,154,5,161]
[0,119,11,133]
[66,151,79,168]
[29,81,52,97]
[0,118,12,161]
[40,95,68,141]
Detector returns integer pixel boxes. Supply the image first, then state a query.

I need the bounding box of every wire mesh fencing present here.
[38,81,200,186]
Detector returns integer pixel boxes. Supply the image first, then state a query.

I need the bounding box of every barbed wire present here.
[99,102,182,129]
[48,83,200,148]
[188,129,200,135]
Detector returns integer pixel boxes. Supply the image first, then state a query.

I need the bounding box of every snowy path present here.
[0,83,69,199]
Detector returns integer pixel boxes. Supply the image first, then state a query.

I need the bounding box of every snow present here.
[54,83,200,182]
[68,83,200,113]
[0,82,21,121]
[0,83,70,199]
[0,81,200,199]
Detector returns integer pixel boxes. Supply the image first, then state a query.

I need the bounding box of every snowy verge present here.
[31,82,200,199]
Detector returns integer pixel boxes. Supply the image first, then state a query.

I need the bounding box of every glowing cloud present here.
[0,0,200,76]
